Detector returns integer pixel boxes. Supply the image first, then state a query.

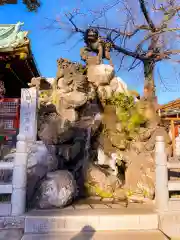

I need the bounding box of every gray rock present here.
[85,162,124,199]
[87,83,96,100]
[73,74,88,92]
[62,91,87,108]
[110,76,128,94]
[59,108,78,122]
[57,77,72,93]
[35,170,76,209]
[57,128,75,144]
[27,142,58,202]
[97,148,118,175]
[98,85,113,100]
[38,121,58,145]
[0,141,58,203]
[58,141,81,161]
[88,64,115,86]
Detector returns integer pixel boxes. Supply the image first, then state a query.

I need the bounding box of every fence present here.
[0,98,20,133]
[0,87,38,216]
[155,135,180,212]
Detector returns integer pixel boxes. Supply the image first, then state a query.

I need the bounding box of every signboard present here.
[19,88,38,142]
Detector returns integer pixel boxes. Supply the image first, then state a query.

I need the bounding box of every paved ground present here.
[0,203,176,239]
[21,230,169,240]
[0,229,23,240]
[0,229,170,240]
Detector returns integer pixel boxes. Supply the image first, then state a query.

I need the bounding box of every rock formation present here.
[0,54,172,208]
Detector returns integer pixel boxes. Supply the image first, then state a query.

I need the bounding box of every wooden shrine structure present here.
[0,22,40,98]
[159,98,180,155]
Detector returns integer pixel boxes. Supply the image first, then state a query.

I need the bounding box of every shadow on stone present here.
[70,225,96,240]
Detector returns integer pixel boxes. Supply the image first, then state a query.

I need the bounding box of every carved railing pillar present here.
[11,134,28,215]
[155,136,169,212]
[11,87,38,215]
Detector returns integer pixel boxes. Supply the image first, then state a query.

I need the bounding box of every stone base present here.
[24,203,158,233]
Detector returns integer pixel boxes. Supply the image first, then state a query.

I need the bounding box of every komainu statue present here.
[80,28,113,66]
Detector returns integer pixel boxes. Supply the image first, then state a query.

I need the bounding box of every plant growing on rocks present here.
[107,92,146,136]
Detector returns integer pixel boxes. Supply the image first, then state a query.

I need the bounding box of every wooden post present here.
[171,119,175,156]
[175,137,180,157]
[155,135,169,212]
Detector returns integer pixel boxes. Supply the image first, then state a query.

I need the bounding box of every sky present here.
[0,0,180,104]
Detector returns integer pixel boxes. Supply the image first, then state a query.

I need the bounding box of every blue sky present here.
[0,0,180,104]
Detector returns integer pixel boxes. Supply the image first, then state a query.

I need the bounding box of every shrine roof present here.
[0,22,40,78]
[0,22,29,52]
[159,98,180,111]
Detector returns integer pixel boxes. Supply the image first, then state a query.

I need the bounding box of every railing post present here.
[19,87,38,143]
[175,136,180,157]
[155,135,169,212]
[11,134,28,216]
[10,87,38,216]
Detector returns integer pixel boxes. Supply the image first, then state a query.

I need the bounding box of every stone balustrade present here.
[155,135,180,212]
[0,87,38,216]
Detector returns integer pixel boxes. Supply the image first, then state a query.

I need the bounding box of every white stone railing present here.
[155,135,180,212]
[0,87,38,216]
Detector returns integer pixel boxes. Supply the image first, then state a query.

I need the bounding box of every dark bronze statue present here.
[80,28,113,66]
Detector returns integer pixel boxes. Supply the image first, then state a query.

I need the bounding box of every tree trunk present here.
[143,60,156,100]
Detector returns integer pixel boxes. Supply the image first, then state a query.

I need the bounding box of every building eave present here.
[159,98,180,111]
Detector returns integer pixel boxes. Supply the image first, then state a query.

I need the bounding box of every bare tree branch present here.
[136,27,180,51]
[139,0,156,31]
[65,13,85,34]
[50,0,180,98]
[90,25,150,38]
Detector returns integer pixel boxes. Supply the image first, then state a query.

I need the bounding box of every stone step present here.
[159,212,180,238]
[0,201,11,216]
[22,230,169,240]
[0,182,12,194]
[25,203,158,233]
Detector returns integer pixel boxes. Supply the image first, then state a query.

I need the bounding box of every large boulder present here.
[85,162,125,200]
[73,74,88,93]
[34,170,77,209]
[38,119,59,145]
[61,91,87,109]
[87,83,96,100]
[110,77,128,94]
[27,142,58,202]
[145,127,171,151]
[0,141,58,203]
[57,77,73,93]
[97,147,118,174]
[124,152,155,200]
[97,85,113,101]
[109,131,127,150]
[87,64,115,86]
[58,141,81,162]
[58,108,78,122]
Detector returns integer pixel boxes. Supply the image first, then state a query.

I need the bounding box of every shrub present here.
[107,93,146,134]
